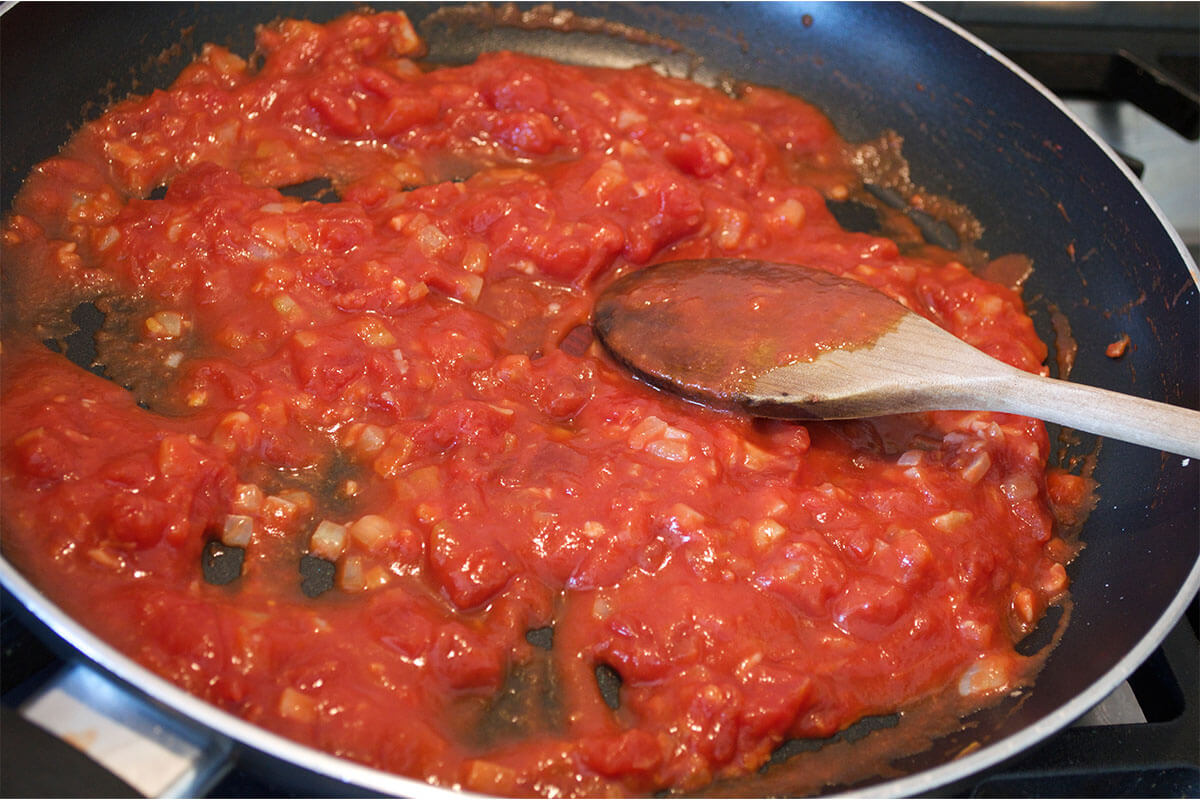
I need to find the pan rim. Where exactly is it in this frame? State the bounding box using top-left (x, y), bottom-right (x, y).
top-left (5, 550), bottom-right (1199, 797)
top-left (1, 1), bottom-right (1196, 796)
top-left (0, 557), bottom-right (472, 799)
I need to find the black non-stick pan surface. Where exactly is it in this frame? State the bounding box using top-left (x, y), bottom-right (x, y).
top-left (2, 2), bottom-right (1197, 797)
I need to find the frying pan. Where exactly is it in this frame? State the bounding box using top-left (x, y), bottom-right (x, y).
top-left (2, 2), bottom-right (1197, 796)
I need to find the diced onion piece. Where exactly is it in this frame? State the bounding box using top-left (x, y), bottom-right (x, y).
top-left (958, 654), bottom-right (1013, 698)
top-left (629, 416), bottom-right (667, 449)
top-left (932, 510), bottom-right (972, 532)
top-left (256, 139), bottom-right (290, 158)
top-left (415, 503), bottom-right (440, 525)
top-left (629, 415), bottom-right (690, 452)
top-left (893, 530), bottom-right (933, 575)
top-left (759, 491), bottom-right (789, 519)
top-left (309, 520), bottom-right (347, 560)
top-left (55, 241), bottom-right (82, 270)
top-left (88, 547), bottom-right (125, 570)
top-left (456, 271), bottom-right (484, 303)
top-left (1012, 587), bottom-right (1037, 625)
top-left (582, 159), bottom-right (629, 202)
top-left (277, 489), bottom-right (314, 514)
top-left (740, 440), bottom-right (773, 471)
top-left (345, 423), bottom-right (387, 457)
top-left (752, 519), bottom-right (786, 550)
top-left (272, 293), bottom-right (302, 318)
top-left (461, 240), bottom-right (490, 274)
top-left (406, 465), bottom-right (441, 494)
top-left (668, 503), bottom-right (705, 530)
top-left (1001, 473), bottom-right (1039, 502)
top-left (735, 651), bottom-right (764, 680)
top-left (222, 514), bottom-right (255, 547)
top-left (356, 318), bottom-right (396, 347)
top-left (960, 452), bottom-right (992, 484)
top-left (232, 483), bottom-right (264, 514)
top-left (105, 139), bottom-right (143, 168)
top-left (978, 295), bottom-right (1005, 316)
top-left (700, 131), bottom-right (733, 166)
top-left (349, 514), bottom-right (396, 550)
top-left (592, 592), bottom-right (613, 620)
top-left (250, 218), bottom-right (287, 253)
top-left (95, 225), bottom-right (121, 252)
top-left (373, 434), bottom-right (416, 479)
top-left (340, 555), bottom-right (366, 592)
top-left (1040, 562), bottom-right (1069, 595)
top-left (286, 220), bottom-right (313, 253)
top-left (262, 494), bottom-right (299, 525)
top-left (616, 108), bottom-right (647, 131)
top-left (278, 687), bottom-right (317, 722)
top-left (956, 618), bottom-right (992, 646)
top-left (144, 311), bottom-right (184, 339)
top-left (386, 57), bottom-right (421, 78)
top-left (645, 438), bottom-right (691, 463)
top-left (465, 759), bottom-right (519, 795)
top-left (417, 223), bottom-right (450, 257)
top-left (12, 427), bottom-right (46, 447)
top-left (581, 521), bottom-right (606, 539)
top-left (184, 388), bottom-right (208, 410)
top-left (773, 197), bottom-right (806, 228)
top-left (714, 206), bottom-right (748, 250)
top-left (617, 140), bottom-right (643, 158)
top-left (364, 565), bottom-right (390, 589)
top-left (391, 349), bottom-right (410, 375)
top-left (212, 411), bottom-right (255, 454)
top-left (211, 327), bottom-right (253, 358)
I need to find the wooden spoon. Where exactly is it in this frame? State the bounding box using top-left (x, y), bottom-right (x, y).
top-left (593, 259), bottom-right (1200, 458)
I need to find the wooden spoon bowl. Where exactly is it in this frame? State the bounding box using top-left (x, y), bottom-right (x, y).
top-left (594, 259), bottom-right (1200, 458)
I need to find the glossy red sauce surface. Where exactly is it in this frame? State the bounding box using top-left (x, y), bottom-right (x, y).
top-left (1, 12), bottom-right (1088, 796)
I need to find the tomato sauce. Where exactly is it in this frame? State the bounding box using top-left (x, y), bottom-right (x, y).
top-left (1, 12), bottom-right (1086, 796)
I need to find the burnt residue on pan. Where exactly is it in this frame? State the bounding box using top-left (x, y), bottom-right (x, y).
top-left (422, 2), bottom-right (689, 53)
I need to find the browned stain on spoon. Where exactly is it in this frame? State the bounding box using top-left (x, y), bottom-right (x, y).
top-left (593, 259), bottom-right (906, 406)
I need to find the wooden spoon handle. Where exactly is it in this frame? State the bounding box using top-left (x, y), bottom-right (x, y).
top-left (752, 313), bottom-right (1200, 458)
top-left (983, 371), bottom-right (1200, 459)
top-left (913, 315), bottom-right (1200, 458)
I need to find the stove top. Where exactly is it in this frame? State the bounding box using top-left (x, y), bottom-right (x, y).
top-left (927, 0), bottom-right (1200, 255)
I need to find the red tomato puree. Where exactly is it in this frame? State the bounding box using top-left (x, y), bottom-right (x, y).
top-left (1, 12), bottom-right (1089, 796)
